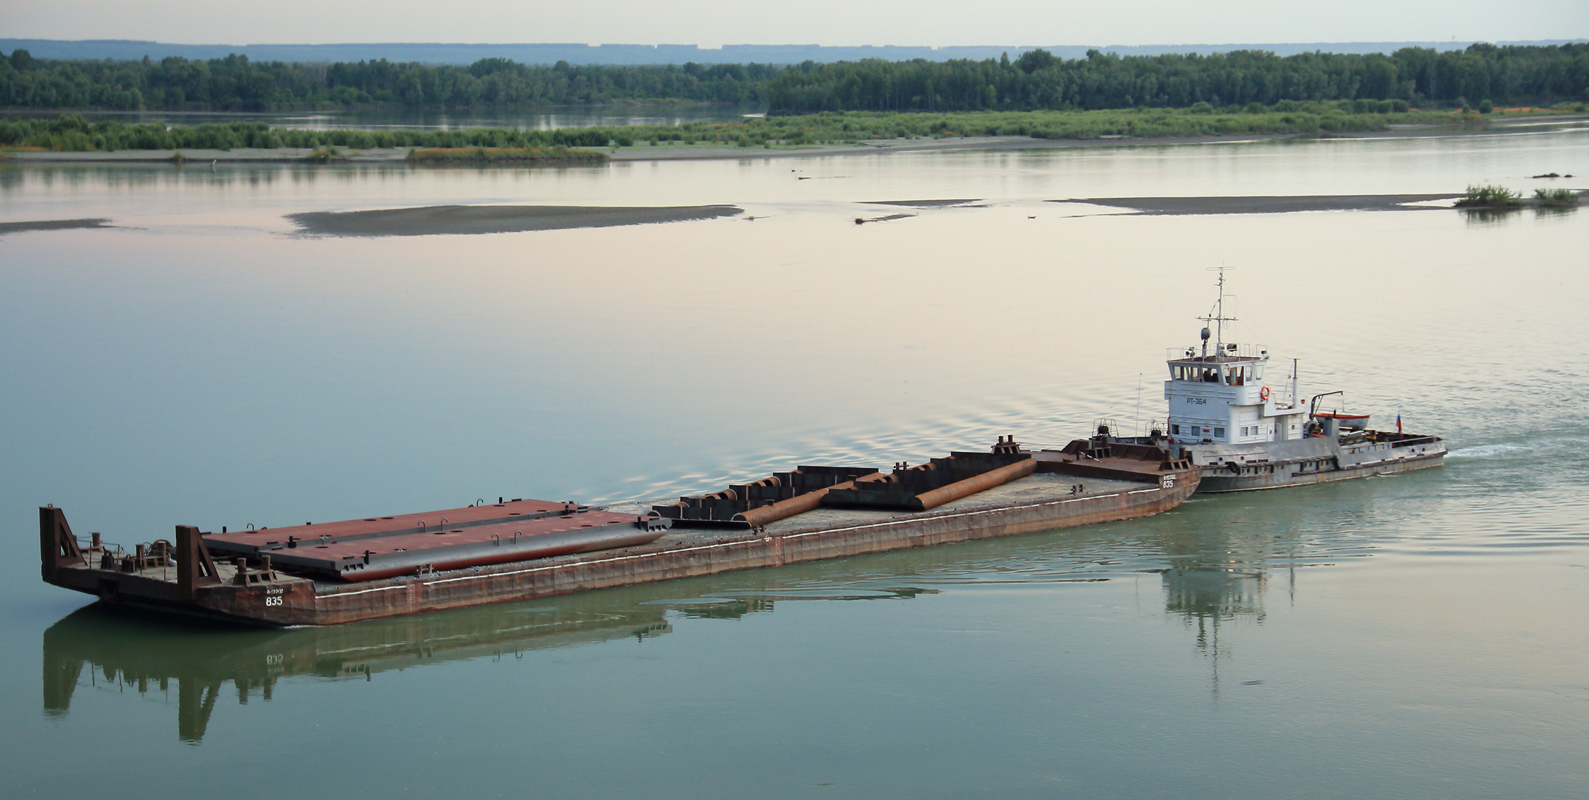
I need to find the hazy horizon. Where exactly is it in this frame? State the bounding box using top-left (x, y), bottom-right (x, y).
top-left (7, 37), bottom-right (1587, 48)
top-left (5, 37), bottom-right (1584, 70)
top-left (2, 0), bottom-right (1583, 49)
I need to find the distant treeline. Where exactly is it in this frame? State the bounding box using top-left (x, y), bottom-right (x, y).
top-left (766, 45), bottom-right (1589, 113)
top-left (0, 43), bottom-right (1584, 114)
top-left (0, 49), bottom-right (777, 110)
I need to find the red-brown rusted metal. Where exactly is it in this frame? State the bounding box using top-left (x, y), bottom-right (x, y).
top-left (175, 525), bottom-right (221, 601)
top-left (201, 498), bottom-right (567, 551)
top-left (912, 457), bottom-right (1038, 510)
top-left (733, 474), bottom-right (880, 527)
top-left (656, 466), bottom-right (878, 526)
top-left (245, 510), bottom-right (668, 581)
top-left (39, 505), bottom-right (83, 581)
top-left (38, 436), bottom-right (1203, 626)
top-left (825, 451), bottom-right (1035, 510)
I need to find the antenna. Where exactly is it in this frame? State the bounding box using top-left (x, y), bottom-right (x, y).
top-left (1291, 357), bottom-right (1299, 407)
top-left (1198, 266), bottom-right (1237, 353)
top-left (1133, 372), bottom-right (1143, 436)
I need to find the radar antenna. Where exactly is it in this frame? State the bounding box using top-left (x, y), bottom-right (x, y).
top-left (1198, 266), bottom-right (1237, 354)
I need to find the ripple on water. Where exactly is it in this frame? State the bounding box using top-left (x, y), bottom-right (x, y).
top-left (1448, 443), bottom-right (1529, 459)
top-left (1449, 435), bottom-right (1589, 461)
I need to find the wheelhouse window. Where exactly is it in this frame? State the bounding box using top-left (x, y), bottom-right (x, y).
top-left (1231, 365), bottom-right (1262, 385)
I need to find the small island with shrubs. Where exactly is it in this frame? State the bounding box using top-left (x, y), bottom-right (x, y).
top-left (1533, 187), bottom-right (1581, 207)
top-left (1455, 184), bottom-right (1582, 210)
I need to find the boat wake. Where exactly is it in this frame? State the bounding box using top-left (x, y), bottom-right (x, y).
top-left (1447, 443), bottom-right (1527, 459)
top-left (1448, 436), bottom-right (1589, 460)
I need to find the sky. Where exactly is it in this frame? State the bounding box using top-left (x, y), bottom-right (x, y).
top-left (1, 0), bottom-right (1584, 47)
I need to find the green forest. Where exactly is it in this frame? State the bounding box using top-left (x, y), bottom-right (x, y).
top-left (0, 43), bottom-right (1584, 114)
top-left (765, 45), bottom-right (1589, 112)
top-left (0, 50), bottom-right (778, 110)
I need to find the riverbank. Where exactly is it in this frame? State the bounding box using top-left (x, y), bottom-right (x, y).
top-left (6, 112), bottom-right (1584, 166)
top-left (0, 132), bottom-right (1396, 165)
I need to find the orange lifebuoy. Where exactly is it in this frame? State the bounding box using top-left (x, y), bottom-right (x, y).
top-left (1260, 386), bottom-right (1271, 400)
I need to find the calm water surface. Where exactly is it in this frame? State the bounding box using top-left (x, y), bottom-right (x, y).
top-left (3, 129), bottom-right (1587, 799)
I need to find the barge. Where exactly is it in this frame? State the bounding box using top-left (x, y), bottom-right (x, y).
top-left (40, 435), bottom-right (1198, 626)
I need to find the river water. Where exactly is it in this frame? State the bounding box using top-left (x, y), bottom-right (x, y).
top-left (3, 126), bottom-right (1588, 798)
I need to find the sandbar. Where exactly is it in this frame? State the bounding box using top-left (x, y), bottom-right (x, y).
top-left (0, 218), bottom-right (113, 235)
top-left (1061, 195), bottom-right (1462, 215)
top-left (290, 204), bottom-right (742, 236)
top-left (861, 199), bottom-right (982, 207)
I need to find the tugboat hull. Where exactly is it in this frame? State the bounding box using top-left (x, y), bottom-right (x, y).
top-left (1188, 432), bottom-right (1446, 493)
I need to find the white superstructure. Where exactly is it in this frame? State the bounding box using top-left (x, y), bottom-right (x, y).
top-left (1164, 340), bottom-right (1309, 452)
top-left (1145, 268), bottom-right (1445, 492)
top-left (1163, 270), bottom-right (1306, 454)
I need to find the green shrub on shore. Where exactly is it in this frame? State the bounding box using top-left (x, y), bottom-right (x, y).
top-left (1533, 187), bottom-right (1580, 207)
top-left (1456, 184), bottom-right (1523, 207)
top-left (0, 114), bottom-right (619, 152)
top-left (0, 103), bottom-right (1525, 156)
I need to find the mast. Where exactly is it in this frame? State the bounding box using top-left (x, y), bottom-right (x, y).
top-left (1197, 266), bottom-right (1236, 355)
top-left (1291, 358), bottom-right (1299, 408)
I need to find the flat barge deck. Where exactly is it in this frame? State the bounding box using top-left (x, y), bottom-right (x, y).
top-left (40, 438), bottom-right (1198, 626)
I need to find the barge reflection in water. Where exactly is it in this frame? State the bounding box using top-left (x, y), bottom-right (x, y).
top-left (43, 514), bottom-right (1288, 743)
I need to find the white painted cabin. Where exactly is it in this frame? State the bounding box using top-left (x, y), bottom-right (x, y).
top-left (1163, 340), bottom-right (1309, 456)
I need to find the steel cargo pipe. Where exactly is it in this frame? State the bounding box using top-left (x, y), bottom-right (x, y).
top-left (912, 458), bottom-right (1037, 511)
top-left (734, 473), bottom-right (882, 527)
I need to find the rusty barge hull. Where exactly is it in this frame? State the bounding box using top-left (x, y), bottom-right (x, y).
top-left (41, 457), bottom-right (1199, 627)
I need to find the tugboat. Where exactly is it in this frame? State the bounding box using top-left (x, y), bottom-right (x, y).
top-left (1123, 270), bottom-right (1445, 492)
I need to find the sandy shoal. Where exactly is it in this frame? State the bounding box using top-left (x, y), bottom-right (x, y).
top-left (290, 204), bottom-right (742, 236)
top-left (1060, 195), bottom-right (1463, 215)
top-left (0, 218), bottom-right (113, 235)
